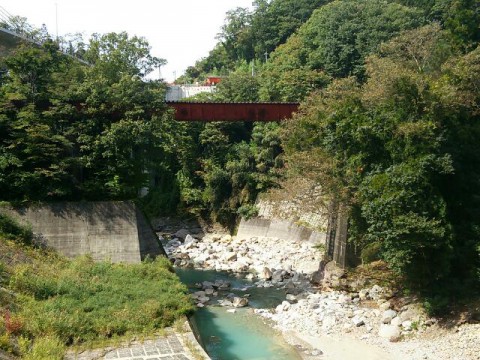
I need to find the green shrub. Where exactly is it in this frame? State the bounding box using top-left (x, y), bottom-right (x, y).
top-left (0, 333), bottom-right (14, 353)
top-left (423, 295), bottom-right (451, 316)
top-left (24, 336), bottom-right (65, 360)
top-left (237, 204), bottom-right (259, 220)
top-left (0, 213), bottom-right (33, 245)
top-left (361, 242), bottom-right (382, 264)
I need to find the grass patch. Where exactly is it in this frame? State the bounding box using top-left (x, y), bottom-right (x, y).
top-left (23, 336), bottom-right (65, 360)
top-left (10, 256), bottom-right (194, 345)
top-left (0, 236), bottom-right (194, 358)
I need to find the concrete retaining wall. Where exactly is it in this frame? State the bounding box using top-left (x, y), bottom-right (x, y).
top-left (236, 217), bottom-right (325, 244)
top-left (1, 201), bottom-right (163, 263)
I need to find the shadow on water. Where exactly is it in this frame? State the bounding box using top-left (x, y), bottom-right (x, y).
top-left (176, 268), bottom-right (302, 360)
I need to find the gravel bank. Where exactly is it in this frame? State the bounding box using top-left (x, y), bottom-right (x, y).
top-left (163, 227), bottom-right (480, 360)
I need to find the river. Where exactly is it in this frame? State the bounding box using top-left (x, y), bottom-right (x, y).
top-left (175, 268), bottom-right (303, 360)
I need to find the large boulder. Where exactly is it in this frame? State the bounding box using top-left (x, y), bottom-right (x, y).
top-left (174, 229), bottom-right (190, 240)
top-left (232, 261), bottom-right (248, 272)
top-left (378, 324), bottom-right (401, 341)
top-left (184, 234), bottom-right (196, 245)
top-left (272, 269), bottom-right (284, 282)
top-left (382, 309), bottom-right (398, 324)
top-left (223, 252), bottom-right (237, 262)
top-left (261, 267), bottom-right (273, 280)
top-left (323, 261), bottom-right (345, 287)
top-left (232, 297), bottom-right (249, 308)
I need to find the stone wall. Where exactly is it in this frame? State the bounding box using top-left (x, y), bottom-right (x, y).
top-left (1, 201), bottom-right (163, 263)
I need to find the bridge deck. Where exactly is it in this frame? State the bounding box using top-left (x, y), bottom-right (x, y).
top-left (166, 101), bottom-right (299, 122)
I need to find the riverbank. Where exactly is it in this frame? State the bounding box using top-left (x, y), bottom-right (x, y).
top-left (0, 230), bottom-right (195, 360)
top-left (161, 222), bottom-right (480, 360)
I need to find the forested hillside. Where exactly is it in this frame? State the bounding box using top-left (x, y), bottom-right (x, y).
top-left (178, 0), bottom-right (480, 308)
top-left (0, 0), bottom-right (479, 308)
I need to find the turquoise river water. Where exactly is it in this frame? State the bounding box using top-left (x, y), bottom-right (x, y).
top-left (175, 268), bottom-right (302, 360)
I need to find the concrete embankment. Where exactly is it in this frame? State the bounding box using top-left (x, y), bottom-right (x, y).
top-left (236, 216), bottom-right (325, 245)
top-left (1, 201), bottom-right (163, 263)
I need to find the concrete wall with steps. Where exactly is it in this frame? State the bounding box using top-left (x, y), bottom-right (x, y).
top-left (1, 201), bottom-right (163, 263)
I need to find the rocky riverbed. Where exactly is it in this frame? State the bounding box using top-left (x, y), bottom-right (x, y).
top-left (159, 223), bottom-right (480, 360)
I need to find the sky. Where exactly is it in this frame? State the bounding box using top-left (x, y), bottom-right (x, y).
top-left (0, 0), bottom-right (254, 82)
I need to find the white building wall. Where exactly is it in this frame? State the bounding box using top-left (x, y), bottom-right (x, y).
top-left (165, 85), bottom-right (216, 101)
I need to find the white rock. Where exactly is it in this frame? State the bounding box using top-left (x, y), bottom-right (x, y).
top-left (378, 324), bottom-right (401, 340)
top-left (223, 252), bottom-right (237, 262)
top-left (261, 267), bottom-right (273, 280)
top-left (192, 291), bottom-right (206, 298)
top-left (221, 234), bottom-right (232, 243)
top-left (276, 301), bottom-right (291, 313)
top-left (369, 285), bottom-right (384, 299)
top-left (352, 316), bottom-right (365, 327)
top-left (391, 316), bottom-right (402, 327)
top-left (232, 297), bottom-right (249, 308)
top-left (322, 315), bottom-right (337, 330)
top-left (359, 289), bottom-right (369, 300)
top-left (286, 294), bottom-right (297, 302)
top-left (227, 309), bottom-right (236, 313)
top-left (379, 301), bottom-right (392, 311)
top-left (382, 309), bottom-right (397, 324)
top-left (184, 234), bottom-right (196, 244)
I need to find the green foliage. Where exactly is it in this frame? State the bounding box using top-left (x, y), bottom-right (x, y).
top-left (423, 295), bottom-right (452, 316)
top-left (250, 0), bottom-right (328, 58)
top-left (23, 336), bottom-right (65, 360)
top-left (293, 0), bottom-right (425, 79)
top-left (0, 32), bottom-right (169, 202)
top-left (361, 242), bottom-right (382, 264)
top-left (8, 256), bottom-right (193, 345)
top-left (0, 213), bottom-right (32, 245)
top-left (236, 204), bottom-right (259, 219)
top-left (0, 333), bottom-right (15, 354)
top-left (215, 65), bottom-right (260, 102)
top-left (283, 24), bottom-right (479, 295)
top-left (187, 0), bottom-right (326, 81)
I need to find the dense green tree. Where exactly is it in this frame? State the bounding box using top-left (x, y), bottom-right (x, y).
top-left (301, 0), bottom-right (424, 78)
top-left (216, 7), bottom-right (254, 62)
top-left (282, 24), bottom-right (479, 299)
top-left (250, 0), bottom-right (327, 58)
top-left (0, 41), bottom-right (80, 200)
top-left (215, 65), bottom-right (260, 102)
top-left (0, 32), bottom-right (170, 201)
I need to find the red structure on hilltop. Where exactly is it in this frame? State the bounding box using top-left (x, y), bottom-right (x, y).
top-left (205, 76), bottom-right (222, 86)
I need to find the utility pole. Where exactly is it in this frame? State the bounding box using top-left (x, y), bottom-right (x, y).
top-left (251, 61), bottom-right (255, 77)
top-left (55, 3), bottom-right (58, 42)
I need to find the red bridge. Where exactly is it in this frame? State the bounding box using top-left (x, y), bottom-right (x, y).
top-left (166, 102), bottom-right (299, 122)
